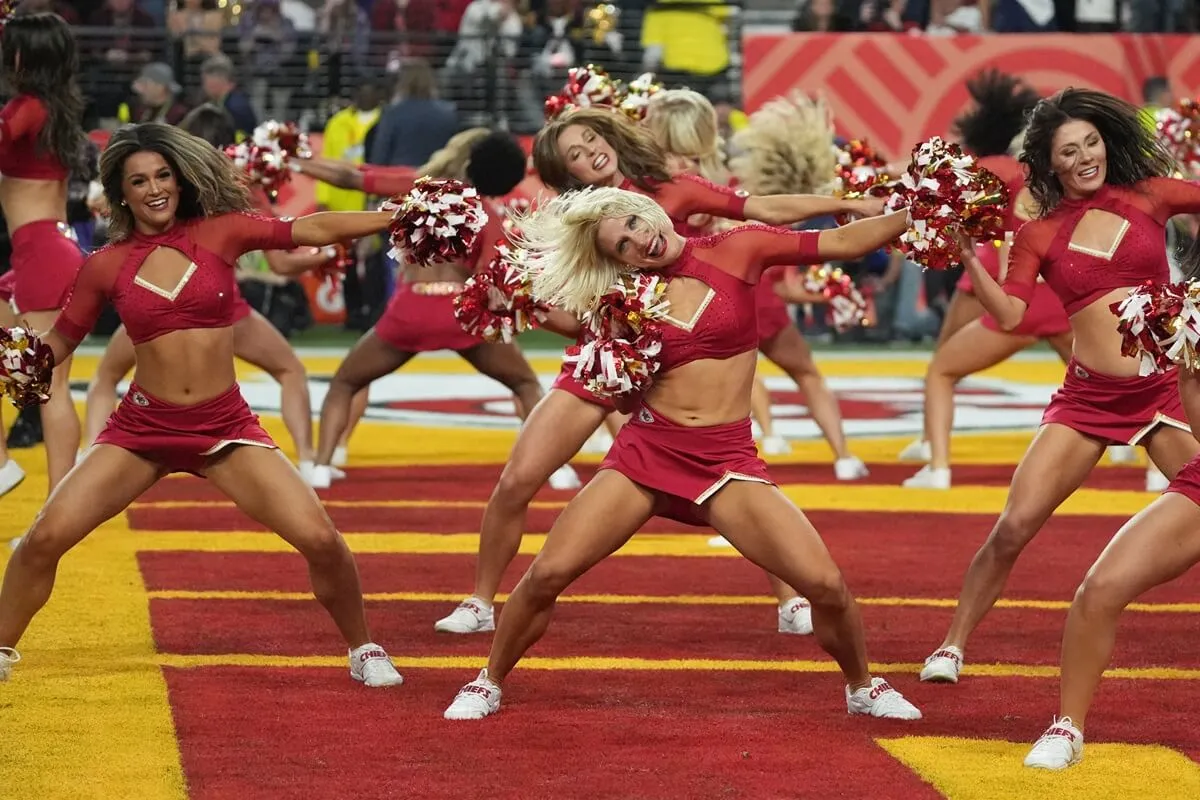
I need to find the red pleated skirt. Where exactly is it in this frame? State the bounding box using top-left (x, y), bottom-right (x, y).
top-left (600, 404), bottom-right (774, 526)
top-left (374, 280), bottom-right (482, 353)
top-left (10, 219), bottom-right (85, 313)
top-left (94, 381), bottom-right (276, 476)
top-left (1042, 359), bottom-right (1188, 446)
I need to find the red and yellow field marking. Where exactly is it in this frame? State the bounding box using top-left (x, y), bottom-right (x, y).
top-left (1, 352), bottom-right (1197, 799)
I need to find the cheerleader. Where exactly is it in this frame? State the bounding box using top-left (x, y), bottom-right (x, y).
top-left (919, 89), bottom-right (1200, 685)
top-left (443, 187), bottom-right (920, 720)
top-left (433, 108), bottom-right (878, 635)
top-left (0, 123), bottom-right (403, 686)
top-left (308, 129), bottom-right (563, 490)
top-left (81, 105), bottom-right (336, 484)
top-left (0, 13), bottom-right (88, 494)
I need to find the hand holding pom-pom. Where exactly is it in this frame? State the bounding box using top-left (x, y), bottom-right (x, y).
top-left (382, 176), bottom-right (488, 267)
top-left (0, 327), bottom-right (54, 409)
top-left (1111, 281), bottom-right (1200, 375)
top-left (883, 136), bottom-right (1009, 270)
top-left (802, 265), bottom-right (869, 332)
top-left (454, 246), bottom-right (549, 343)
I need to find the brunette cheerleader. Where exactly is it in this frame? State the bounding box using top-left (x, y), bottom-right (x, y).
top-left (920, 89), bottom-right (1200, 685)
top-left (434, 109), bottom-right (878, 635)
top-left (81, 105), bottom-right (336, 484)
top-left (0, 13), bottom-right (87, 494)
top-left (0, 123), bottom-right (403, 686)
top-left (443, 187), bottom-right (920, 720)
top-left (308, 129), bottom-right (565, 490)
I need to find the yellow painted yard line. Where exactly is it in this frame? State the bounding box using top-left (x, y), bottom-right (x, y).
top-left (131, 530), bottom-right (739, 556)
top-left (145, 589), bottom-right (1200, 615)
top-left (129, 485), bottom-right (1159, 517)
top-left (150, 653), bottom-right (1200, 681)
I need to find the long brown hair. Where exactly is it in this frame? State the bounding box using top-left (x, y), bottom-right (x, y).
top-left (533, 109), bottom-right (671, 193)
top-left (101, 123), bottom-right (252, 241)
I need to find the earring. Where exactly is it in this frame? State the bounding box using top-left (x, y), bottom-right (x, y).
top-left (120, 200), bottom-right (128, 206)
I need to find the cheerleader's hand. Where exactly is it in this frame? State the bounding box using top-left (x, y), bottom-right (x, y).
top-left (486, 285), bottom-right (509, 312)
top-left (951, 230), bottom-right (981, 265)
top-left (850, 196), bottom-right (887, 219)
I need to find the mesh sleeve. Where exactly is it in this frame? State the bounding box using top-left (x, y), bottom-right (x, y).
top-left (661, 174), bottom-right (748, 221)
top-left (53, 247), bottom-right (121, 343)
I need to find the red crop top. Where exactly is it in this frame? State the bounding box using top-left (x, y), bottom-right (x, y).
top-left (1004, 177), bottom-right (1200, 316)
top-left (54, 212), bottom-right (296, 346)
top-left (359, 164), bottom-right (417, 197)
top-left (656, 224), bottom-right (821, 373)
top-left (621, 174), bottom-right (749, 236)
top-left (0, 95), bottom-right (69, 181)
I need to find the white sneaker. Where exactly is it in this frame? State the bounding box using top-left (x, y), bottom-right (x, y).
top-left (1146, 465), bottom-right (1169, 493)
top-left (0, 647), bottom-right (20, 681)
top-left (778, 597), bottom-right (813, 635)
top-left (308, 464), bottom-right (332, 490)
top-left (898, 439), bottom-right (932, 462)
top-left (332, 445), bottom-right (349, 467)
top-left (761, 435), bottom-right (792, 456)
top-left (434, 597), bottom-right (495, 634)
top-left (919, 645), bottom-right (964, 683)
top-left (444, 668), bottom-right (502, 720)
top-left (548, 464), bottom-right (582, 490)
top-left (834, 456), bottom-right (869, 481)
top-left (707, 535), bottom-right (734, 548)
top-left (1024, 716), bottom-right (1084, 770)
top-left (846, 677), bottom-right (922, 720)
top-left (903, 465), bottom-right (951, 490)
top-left (1108, 445), bottom-right (1138, 465)
top-left (0, 459), bottom-right (24, 498)
top-left (581, 428), bottom-right (613, 455)
top-left (348, 642), bottom-right (403, 687)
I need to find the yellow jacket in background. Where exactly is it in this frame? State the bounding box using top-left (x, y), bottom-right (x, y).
top-left (316, 105), bottom-right (381, 211)
top-left (641, 0), bottom-right (731, 77)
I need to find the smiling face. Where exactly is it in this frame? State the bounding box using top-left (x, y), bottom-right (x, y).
top-left (555, 123), bottom-right (621, 187)
top-left (1049, 118), bottom-right (1106, 199)
top-left (595, 212), bottom-right (681, 269)
top-left (121, 150), bottom-right (180, 233)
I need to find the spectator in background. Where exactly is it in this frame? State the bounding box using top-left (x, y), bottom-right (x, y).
top-left (85, 0), bottom-right (159, 121)
top-left (641, 0), bottom-right (732, 98)
top-left (317, 82), bottom-right (383, 213)
top-left (445, 0), bottom-right (525, 122)
top-left (320, 0), bottom-right (373, 101)
top-left (167, 0), bottom-right (225, 93)
top-left (925, 0), bottom-right (985, 33)
top-left (14, 0), bottom-right (80, 23)
top-left (987, 0), bottom-right (1057, 30)
top-left (201, 54), bottom-right (258, 139)
top-left (792, 0), bottom-right (855, 31)
top-left (370, 58), bottom-right (460, 167)
top-left (1142, 75), bottom-right (1173, 118)
top-left (120, 62), bottom-right (192, 126)
top-left (238, 0), bottom-right (300, 121)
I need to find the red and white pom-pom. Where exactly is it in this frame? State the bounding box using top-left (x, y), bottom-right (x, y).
top-left (1156, 102), bottom-right (1200, 176)
top-left (802, 265), bottom-right (869, 332)
top-left (618, 73), bottom-right (663, 122)
top-left (0, 1), bottom-right (15, 30)
top-left (0, 326), bottom-right (53, 409)
top-left (564, 327), bottom-right (664, 397)
top-left (497, 196), bottom-right (532, 239)
top-left (883, 136), bottom-right (1009, 270)
top-left (832, 138), bottom-right (890, 197)
top-left (381, 176), bottom-right (488, 266)
top-left (1111, 281), bottom-right (1200, 375)
top-left (544, 64), bottom-right (619, 121)
top-left (253, 120), bottom-right (311, 159)
top-left (583, 272), bottom-right (672, 340)
top-left (224, 120), bottom-right (311, 198)
top-left (454, 246), bottom-right (548, 343)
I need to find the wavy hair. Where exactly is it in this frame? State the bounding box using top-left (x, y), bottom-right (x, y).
top-left (953, 70), bottom-right (1040, 158)
top-left (100, 123), bottom-right (252, 241)
top-left (1, 13), bottom-right (86, 173)
top-left (518, 186), bottom-right (672, 315)
top-left (728, 90), bottom-right (835, 196)
top-left (533, 108), bottom-right (672, 193)
top-left (644, 89), bottom-right (727, 182)
top-left (1020, 88), bottom-right (1176, 214)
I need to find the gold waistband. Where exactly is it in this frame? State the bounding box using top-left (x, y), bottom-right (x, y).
top-left (409, 281), bottom-right (465, 296)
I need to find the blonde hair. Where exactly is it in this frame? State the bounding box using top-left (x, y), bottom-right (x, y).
top-left (419, 127), bottom-right (491, 179)
top-left (728, 91), bottom-right (835, 196)
top-left (644, 89), bottom-right (727, 182)
top-left (518, 187), bottom-right (672, 316)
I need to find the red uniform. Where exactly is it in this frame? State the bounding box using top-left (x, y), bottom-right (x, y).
top-left (956, 155), bottom-right (1070, 339)
top-left (0, 270), bottom-right (14, 306)
top-left (0, 95), bottom-right (86, 313)
top-left (1004, 177), bottom-right (1200, 445)
top-left (600, 225), bottom-right (821, 525)
top-left (552, 174), bottom-right (751, 411)
top-left (373, 195), bottom-right (506, 353)
top-left (54, 212), bottom-right (296, 475)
